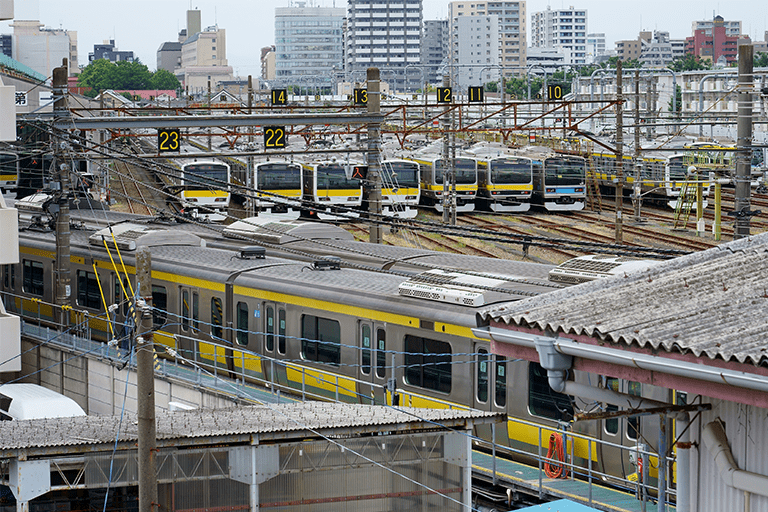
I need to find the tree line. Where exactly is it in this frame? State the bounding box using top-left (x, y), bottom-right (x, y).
top-left (76, 59), bottom-right (180, 98)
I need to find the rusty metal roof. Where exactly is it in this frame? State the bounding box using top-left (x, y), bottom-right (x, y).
top-left (0, 403), bottom-right (501, 453)
top-left (479, 231), bottom-right (768, 367)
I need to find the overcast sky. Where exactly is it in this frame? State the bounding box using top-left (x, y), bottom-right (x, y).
top-left (9, 0), bottom-right (768, 77)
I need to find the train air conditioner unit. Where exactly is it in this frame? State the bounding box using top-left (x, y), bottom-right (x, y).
top-left (88, 222), bottom-right (206, 251)
top-left (548, 254), bottom-right (660, 285)
top-left (398, 269), bottom-right (507, 307)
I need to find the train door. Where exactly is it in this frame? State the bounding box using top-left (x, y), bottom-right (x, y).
top-left (596, 377), bottom-right (645, 480)
top-left (358, 321), bottom-right (388, 405)
top-left (473, 344), bottom-right (509, 444)
top-left (262, 301), bottom-right (288, 386)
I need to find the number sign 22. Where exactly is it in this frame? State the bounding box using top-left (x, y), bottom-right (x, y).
top-left (158, 129), bottom-right (180, 153)
top-left (264, 127), bottom-right (286, 148)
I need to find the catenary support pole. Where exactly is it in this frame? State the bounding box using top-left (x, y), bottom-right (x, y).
top-left (734, 44), bottom-right (754, 239)
top-left (367, 67), bottom-right (383, 244)
top-left (53, 59), bottom-right (71, 328)
top-left (442, 73), bottom-right (451, 224)
top-left (615, 61), bottom-right (623, 243)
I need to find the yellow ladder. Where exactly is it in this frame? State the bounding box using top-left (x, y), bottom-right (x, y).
top-left (673, 174), bottom-right (696, 229)
top-left (586, 156), bottom-right (603, 213)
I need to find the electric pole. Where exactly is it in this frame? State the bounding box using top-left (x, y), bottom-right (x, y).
top-left (52, 59), bottom-right (71, 327)
top-left (734, 44), bottom-right (754, 239)
top-left (367, 67), bottom-right (383, 244)
top-left (614, 60), bottom-right (624, 244)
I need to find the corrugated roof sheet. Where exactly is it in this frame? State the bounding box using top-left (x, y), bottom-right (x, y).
top-left (0, 403), bottom-right (501, 451)
top-left (479, 232), bottom-right (768, 367)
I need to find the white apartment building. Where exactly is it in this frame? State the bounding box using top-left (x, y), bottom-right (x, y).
top-left (345, 0), bottom-right (423, 91)
top-left (448, 1), bottom-right (526, 77)
top-left (176, 25), bottom-right (234, 95)
top-left (586, 33), bottom-right (605, 64)
top-left (10, 20), bottom-right (78, 76)
top-left (692, 18), bottom-right (741, 38)
top-left (452, 15), bottom-right (500, 88)
top-left (531, 5), bottom-right (587, 65)
top-left (275, 4), bottom-right (345, 88)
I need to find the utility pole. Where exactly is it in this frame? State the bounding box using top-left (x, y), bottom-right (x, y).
top-left (734, 44), bottom-right (754, 239)
top-left (52, 59), bottom-right (71, 327)
top-left (367, 67), bottom-right (383, 244)
top-left (441, 73), bottom-right (451, 224)
top-left (207, 79), bottom-right (212, 151)
top-left (136, 246), bottom-right (158, 512)
top-left (614, 60), bottom-right (624, 244)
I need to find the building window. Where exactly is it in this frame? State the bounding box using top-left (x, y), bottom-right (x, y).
top-left (404, 335), bottom-right (452, 393)
top-left (301, 314), bottom-right (341, 365)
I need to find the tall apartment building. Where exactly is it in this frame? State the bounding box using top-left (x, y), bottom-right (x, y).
top-left (89, 40), bottom-right (133, 63)
top-left (275, 3), bottom-right (344, 87)
top-left (156, 42), bottom-right (181, 73)
top-left (448, 1), bottom-right (526, 77)
top-left (0, 34), bottom-right (11, 58)
top-left (10, 20), bottom-right (78, 76)
top-left (261, 45), bottom-right (276, 81)
top-left (692, 17), bottom-right (741, 38)
top-left (530, 5), bottom-right (587, 65)
top-left (452, 15), bottom-right (500, 88)
top-left (421, 19), bottom-right (449, 85)
top-left (346, 0), bottom-right (423, 91)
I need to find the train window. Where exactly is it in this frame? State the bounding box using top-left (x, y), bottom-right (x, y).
top-left (301, 314), bottom-right (341, 365)
top-left (265, 305), bottom-right (274, 351)
top-left (10, 265), bottom-right (14, 290)
top-left (152, 286), bottom-right (168, 327)
top-left (22, 260), bottom-right (44, 297)
top-left (605, 377), bottom-right (619, 435)
top-left (376, 329), bottom-right (386, 379)
top-left (192, 292), bottom-right (199, 330)
top-left (278, 308), bottom-right (286, 354)
top-left (404, 335), bottom-right (452, 394)
top-left (2, 265), bottom-right (7, 288)
top-left (361, 324), bottom-right (372, 375)
top-left (181, 290), bottom-right (190, 331)
top-left (236, 302), bottom-right (249, 346)
top-left (495, 357), bottom-right (507, 408)
top-left (528, 362), bottom-right (573, 421)
top-left (627, 381), bottom-right (642, 440)
top-left (76, 270), bottom-right (101, 310)
top-left (210, 297), bottom-right (223, 339)
top-left (477, 349), bottom-right (489, 403)
top-left (2, 265), bottom-right (12, 289)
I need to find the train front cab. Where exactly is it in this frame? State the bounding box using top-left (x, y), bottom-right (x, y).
top-left (477, 156), bottom-right (534, 213)
top-left (253, 161), bottom-right (303, 217)
top-left (301, 162), bottom-right (363, 221)
top-left (380, 160), bottom-right (420, 218)
top-left (412, 157), bottom-right (477, 213)
top-left (0, 152), bottom-right (18, 192)
top-left (532, 155), bottom-right (586, 211)
top-left (665, 154), bottom-right (711, 210)
top-left (179, 162), bottom-right (232, 222)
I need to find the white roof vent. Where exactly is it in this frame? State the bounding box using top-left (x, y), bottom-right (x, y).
top-left (398, 269), bottom-right (508, 307)
top-left (549, 255), bottom-right (660, 284)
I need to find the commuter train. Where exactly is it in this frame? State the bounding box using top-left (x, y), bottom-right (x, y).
top-left (378, 159), bottom-right (420, 218)
top-left (0, 152), bottom-right (18, 192)
top-left (300, 160), bottom-right (363, 221)
top-left (468, 144), bottom-right (534, 213)
top-left (177, 161), bottom-right (231, 222)
top-left (404, 155), bottom-right (478, 213)
top-left (252, 160), bottom-right (303, 217)
top-left (518, 146), bottom-right (586, 211)
top-left (1, 207), bottom-right (673, 492)
top-left (590, 151), bottom-right (711, 210)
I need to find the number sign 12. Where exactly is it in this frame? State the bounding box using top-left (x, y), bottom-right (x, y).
top-left (437, 87), bottom-right (452, 103)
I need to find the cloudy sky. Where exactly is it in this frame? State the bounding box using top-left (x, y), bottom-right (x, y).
top-left (9, 0), bottom-right (768, 77)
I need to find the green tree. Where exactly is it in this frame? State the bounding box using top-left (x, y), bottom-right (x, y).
top-left (755, 52), bottom-right (768, 68)
top-left (149, 68), bottom-right (181, 90)
top-left (606, 56), bottom-right (641, 69)
top-left (667, 84), bottom-right (682, 117)
top-left (668, 53), bottom-right (710, 72)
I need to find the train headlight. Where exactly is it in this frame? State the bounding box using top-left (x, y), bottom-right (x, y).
top-left (214, 197), bottom-right (227, 202)
top-left (186, 198), bottom-right (198, 203)
top-left (575, 187), bottom-right (584, 192)
top-left (546, 188), bottom-right (555, 193)
top-left (347, 196), bottom-right (358, 201)
top-left (319, 197), bottom-right (331, 201)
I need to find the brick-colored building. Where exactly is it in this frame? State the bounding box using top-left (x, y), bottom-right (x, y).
top-left (685, 15), bottom-right (739, 65)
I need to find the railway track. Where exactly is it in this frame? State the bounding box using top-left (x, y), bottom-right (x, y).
top-left (111, 160), bottom-right (153, 215)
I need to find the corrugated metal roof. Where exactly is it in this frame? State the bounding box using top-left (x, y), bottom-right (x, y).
top-left (479, 232), bottom-right (768, 367)
top-left (0, 403), bottom-right (501, 451)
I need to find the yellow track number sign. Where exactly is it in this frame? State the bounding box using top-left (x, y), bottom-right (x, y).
top-left (158, 129), bottom-right (180, 153)
top-left (548, 84), bottom-right (563, 101)
top-left (264, 127), bottom-right (286, 149)
top-left (271, 89), bottom-right (287, 106)
top-left (437, 87), bottom-right (452, 104)
top-left (468, 86), bottom-right (484, 103)
top-left (354, 88), bottom-right (368, 105)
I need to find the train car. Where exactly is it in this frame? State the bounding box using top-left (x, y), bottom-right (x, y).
top-left (522, 146), bottom-right (586, 211)
top-left (253, 160), bottom-right (303, 217)
top-left (1, 209), bottom-right (675, 492)
top-left (179, 161), bottom-right (231, 222)
top-left (0, 152), bottom-right (18, 192)
top-left (591, 151), bottom-right (711, 210)
top-left (300, 160), bottom-right (363, 221)
top-left (379, 159), bottom-right (420, 218)
top-left (405, 155), bottom-right (478, 213)
top-left (475, 154), bottom-right (534, 213)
